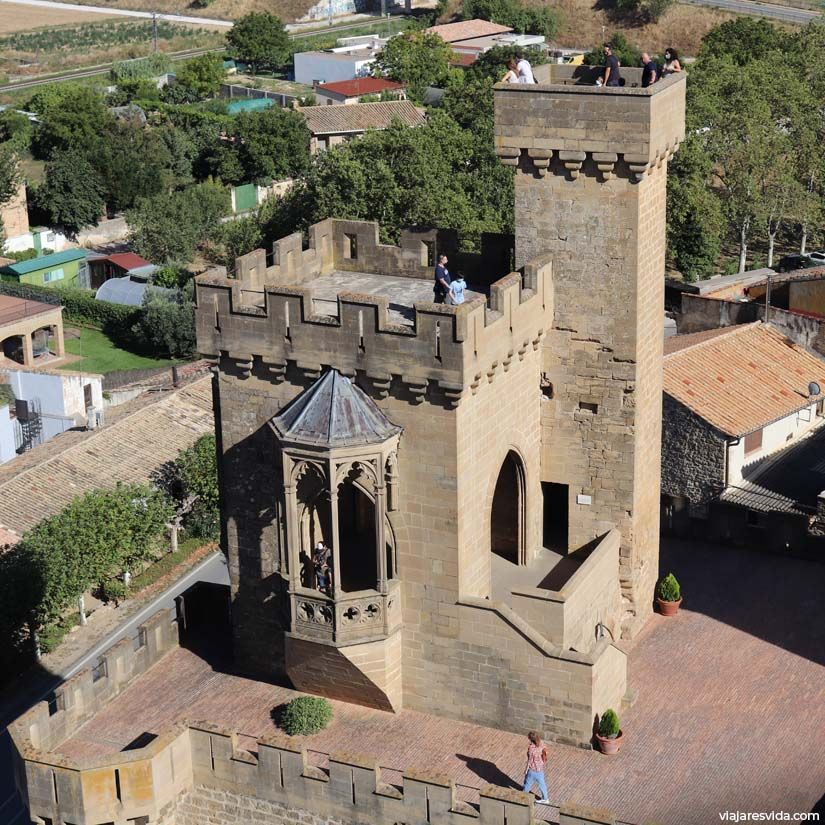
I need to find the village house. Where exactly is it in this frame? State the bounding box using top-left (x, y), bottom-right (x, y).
top-left (299, 99), bottom-right (425, 153)
top-left (0, 248), bottom-right (88, 289)
top-left (661, 322), bottom-right (825, 552)
top-left (314, 77), bottom-right (406, 105)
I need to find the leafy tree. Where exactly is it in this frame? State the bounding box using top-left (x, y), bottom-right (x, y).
top-left (127, 180), bottom-right (230, 262)
top-left (697, 18), bottom-right (790, 66)
top-left (36, 148), bottom-right (105, 235)
top-left (170, 434), bottom-right (219, 538)
top-left (131, 285), bottom-right (196, 359)
top-left (466, 44), bottom-right (546, 82)
top-left (19, 484), bottom-right (172, 629)
top-left (462, 0), bottom-right (558, 36)
top-left (95, 120), bottom-right (173, 211)
top-left (613, 0), bottom-right (672, 23)
top-left (106, 78), bottom-right (161, 107)
top-left (666, 135), bottom-right (724, 281)
top-left (207, 214), bottom-right (264, 273)
top-left (227, 12), bottom-right (291, 75)
top-left (0, 110), bottom-right (33, 152)
top-left (373, 31), bottom-right (455, 101)
top-left (156, 123), bottom-right (197, 184)
top-left (174, 52), bottom-right (226, 100)
top-left (0, 143), bottom-right (20, 209)
top-left (161, 82), bottom-right (201, 105)
top-left (230, 108), bottom-right (311, 183)
top-left (31, 84), bottom-right (111, 159)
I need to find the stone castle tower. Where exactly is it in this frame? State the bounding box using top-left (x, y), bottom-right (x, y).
top-left (496, 65), bottom-right (685, 635)
top-left (194, 65), bottom-right (685, 745)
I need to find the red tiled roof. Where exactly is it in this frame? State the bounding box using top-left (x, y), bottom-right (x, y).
top-left (664, 322), bottom-right (825, 437)
top-left (315, 77), bottom-right (403, 97)
top-left (425, 19), bottom-right (512, 43)
top-left (106, 252), bottom-right (152, 271)
top-left (663, 326), bottom-right (735, 356)
top-left (450, 51), bottom-right (478, 66)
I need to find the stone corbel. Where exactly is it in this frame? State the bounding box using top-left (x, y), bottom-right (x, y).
top-left (624, 155), bottom-right (651, 183)
top-left (470, 372), bottom-right (482, 395)
top-left (402, 376), bottom-right (428, 404)
top-left (486, 361), bottom-right (499, 383)
top-left (438, 380), bottom-right (463, 408)
top-left (502, 350), bottom-right (514, 372)
top-left (495, 146), bottom-right (521, 167)
top-left (517, 339), bottom-right (530, 361)
top-left (366, 370), bottom-right (392, 398)
top-left (592, 152), bottom-right (618, 182)
top-left (559, 150), bottom-right (586, 181)
top-left (527, 149), bottom-right (553, 178)
top-left (531, 329), bottom-right (545, 350)
top-left (295, 360), bottom-right (321, 380)
top-left (265, 360), bottom-right (287, 383)
top-left (225, 351), bottom-right (253, 379)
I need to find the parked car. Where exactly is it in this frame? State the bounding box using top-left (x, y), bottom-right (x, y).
top-left (776, 253), bottom-right (822, 273)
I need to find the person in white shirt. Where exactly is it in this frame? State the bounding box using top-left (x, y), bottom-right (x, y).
top-left (447, 274), bottom-right (467, 306)
top-left (501, 55), bottom-right (535, 84)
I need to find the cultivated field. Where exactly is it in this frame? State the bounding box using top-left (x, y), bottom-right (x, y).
top-left (42, 0), bottom-right (318, 22)
top-left (0, 1), bottom-right (117, 33)
top-left (0, 18), bottom-right (225, 78)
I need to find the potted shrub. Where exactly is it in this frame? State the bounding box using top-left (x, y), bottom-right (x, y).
top-left (595, 708), bottom-right (623, 755)
top-left (656, 572), bottom-right (682, 616)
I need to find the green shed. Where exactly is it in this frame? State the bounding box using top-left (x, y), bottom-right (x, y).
top-left (0, 248), bottom-right (88, 288)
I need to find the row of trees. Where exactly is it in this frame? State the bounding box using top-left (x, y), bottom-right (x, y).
top-left (0, 434), bottom-right (218, 676)
top-left (668, 19), bottom-right (825, 279)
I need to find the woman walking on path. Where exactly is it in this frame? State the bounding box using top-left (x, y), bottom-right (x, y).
top-left (522, 731), bottom-right (550, 804)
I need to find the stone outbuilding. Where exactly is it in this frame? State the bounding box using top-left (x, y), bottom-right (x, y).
top-left (0, 294), bottom-right (64, 367)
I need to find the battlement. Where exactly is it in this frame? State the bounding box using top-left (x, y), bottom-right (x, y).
top-left (494, 66), bottom-right (686, 181)
top-left (11, 609), bottom-right (620, 825)
top-left (196, 221), bottom-right (553, 406)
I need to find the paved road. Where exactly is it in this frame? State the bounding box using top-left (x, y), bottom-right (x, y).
top-left (0, 550), bottom-right (229, 825)
top-left (682, 0), bottom-right (820, 23)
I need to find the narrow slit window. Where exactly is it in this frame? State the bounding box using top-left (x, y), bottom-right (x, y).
top-left (344, 233), bottom-right (358, 260)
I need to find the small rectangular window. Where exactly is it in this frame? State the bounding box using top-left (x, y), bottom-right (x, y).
top-left (47, 692), bottom-right (64, 716)
top-left (43, 268), bottom-right (65, 284)
top-left (132, 627), bottom-right (147, 651)
top-left (344, 233), bottom-right (358, 260)
top-left (744, 429), bottom-right (763, 455)
top-left (91, 659), bottom-right (107, 683)
top-left (579, 401), bottom-right (598, 414)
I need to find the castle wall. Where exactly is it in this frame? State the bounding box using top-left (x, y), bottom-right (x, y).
top-left (495, 71), bottom-right (686, 637)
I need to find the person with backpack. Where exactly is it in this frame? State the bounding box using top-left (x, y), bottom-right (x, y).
top-left (522, 731), bottom-right (550, 804)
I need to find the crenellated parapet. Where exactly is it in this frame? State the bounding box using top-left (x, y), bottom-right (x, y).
top-left (196, 242), bottom-right (553, 408)
top-left (494, 65), bottom-right (685, 183)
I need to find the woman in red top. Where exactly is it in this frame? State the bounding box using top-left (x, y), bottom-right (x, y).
top-left (522, 731), bottom-right (549, 804)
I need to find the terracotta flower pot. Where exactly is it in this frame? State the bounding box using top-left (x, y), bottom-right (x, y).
top-left (595, 730), bottom-right (624, 755)
top-left (657, 597), bottom-right (682, 616)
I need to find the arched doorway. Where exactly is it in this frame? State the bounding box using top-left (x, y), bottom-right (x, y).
top-left (491, 451), bottom-right (526, 565)
top-left (338, 480), bottom-right (377, 592)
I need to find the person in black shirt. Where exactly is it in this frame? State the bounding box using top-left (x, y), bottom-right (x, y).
top-left (641, 52), bottom-right (658, 87)
top-left (433, 253), bottom-right (451, 304)
top-left (601, 43), bottom-right (622, 88)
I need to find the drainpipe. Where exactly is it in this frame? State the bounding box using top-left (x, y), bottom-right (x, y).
top-left (724, 437), bottom-right (741, 488)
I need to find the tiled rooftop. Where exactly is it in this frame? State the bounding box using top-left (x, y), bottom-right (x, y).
top-left (0, 375), bottom-right (212, 535)
top-left (425, 19), bottom-right (512, 43)
top-left (315, 77), bottom-right (403, 97)
top-left (53, 537), bottom-right (825, 824)
top-left (0, 294), bottom-right (60, 327)
top-left (663, 322), bottom-right (825, 437)
top-left (299, 100), bottom-right (425, 135)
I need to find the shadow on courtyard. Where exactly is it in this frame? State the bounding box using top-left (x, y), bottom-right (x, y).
top-left (659, 535), bottom-right (825, 667)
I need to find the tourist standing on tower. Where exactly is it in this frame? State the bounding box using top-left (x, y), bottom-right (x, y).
top-left (433, 254), bottom-right (451, 304)
top-left (600, 43), bottom-right (622, 88)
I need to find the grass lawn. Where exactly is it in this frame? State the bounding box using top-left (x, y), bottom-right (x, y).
top-left (57, 327), bottom-right (179, 374)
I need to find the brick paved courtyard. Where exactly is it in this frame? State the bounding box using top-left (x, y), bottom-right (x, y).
top-left (56, 538), bottom-right (825, 824)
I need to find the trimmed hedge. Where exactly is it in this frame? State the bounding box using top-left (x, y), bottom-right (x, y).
top-left (0, 281), bottom-right (140, 335)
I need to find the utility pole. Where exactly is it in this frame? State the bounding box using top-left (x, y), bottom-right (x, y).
top-left (765, 271), bottom-right (772, 324)
top-left (152, 11), bottom-right (159, 53)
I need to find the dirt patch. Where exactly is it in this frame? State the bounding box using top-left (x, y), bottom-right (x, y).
top-left (0, 3), bottom-right (119, 33)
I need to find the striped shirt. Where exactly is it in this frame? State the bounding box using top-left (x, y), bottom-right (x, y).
top-left (526, 742), bottom-right (545, 771)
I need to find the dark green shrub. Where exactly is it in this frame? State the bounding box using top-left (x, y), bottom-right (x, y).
top-left (598, 708), bottom-right (620, 738)
top-left (279, 696), bottom-right (333, 735)
top-left (657, 572), bottom-right (681, 602)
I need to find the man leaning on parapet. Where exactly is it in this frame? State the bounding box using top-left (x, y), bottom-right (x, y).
top-left (598, 43), bottom-right (623, 88)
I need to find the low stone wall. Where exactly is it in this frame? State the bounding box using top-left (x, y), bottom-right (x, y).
top-left (12, 607), bottom-right (627, 825)
top-left (510, 529), bottom-right (622, 653)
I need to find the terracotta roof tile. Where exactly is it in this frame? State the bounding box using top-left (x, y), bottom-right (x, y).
top-left (425, 19), bottom-right (512, 43)
top-left (315, 77), bottom-right (403, 97)
top-left (664, 323), bottom-right (825, 437)
top-left (300, 100), bottom-right (424, 135)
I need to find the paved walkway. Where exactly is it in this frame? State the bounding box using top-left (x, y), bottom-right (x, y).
top-left (54, 538), bottom-right (825, 824)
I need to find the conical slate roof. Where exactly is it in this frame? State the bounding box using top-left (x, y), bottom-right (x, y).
top-left (270, 369), bottom-right (401, 448)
